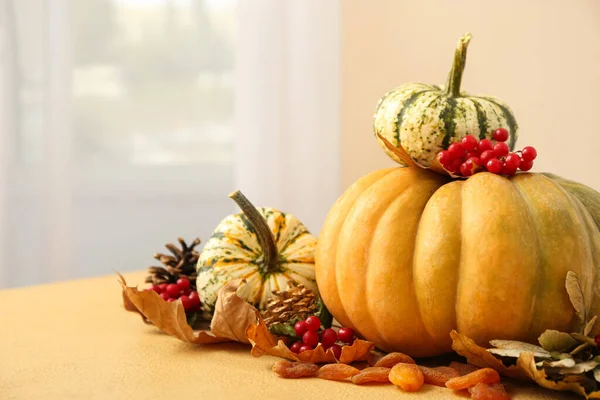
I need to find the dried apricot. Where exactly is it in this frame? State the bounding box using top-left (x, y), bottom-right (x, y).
top-left (373, 352), bottom-right (415, 368)
top-left (418, 365), bottom-right (460, 387)
top-left (351, 367), bottom-right (391, 385)
top-left (445, 368), bottom-right (501, 390)
top-left (389, 363), bottom-right (424, 392)
top-left (449, 361), bottom-right (479, 376)
top-left (272, 360), bottom-right (319, 378)
top-left (469, 383), bottom-right (511, 400)
top-left (317, 363), bottom-right (360, 381)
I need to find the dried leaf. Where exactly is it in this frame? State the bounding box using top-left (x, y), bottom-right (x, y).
top-left (517, 352), bottom-right (588, 398)
top-left (586, 316), bottom-right (599, 337)
top-left (566, 271), bottom-right (586, 325)
top-left (487, 348), bottom-right (552, 359)
top-left (210, 279), bottom-right (259, 344)
top-left (572, 332), bottom-right (598, 347)
top-left (450, 330), bottom-right (530, 381)
top-left (121, 287), bottom-right (153, 325)
top-left (246, 317), bottom-right (375, 364)
top-left (489, 339), bottom-right (549, 354)
top-left (571, 342), bottom-right (592, 356)
top-left (376, 134), bottom-right (460, 178)
top-left (539, 330), bottom-right (579, 353)
top-left (559, 361), bottom-right (599, 375)
top-left (536, 358), bottom-right (576, 369)
top-left (119, 272), bottom-right (250, 344)
top-left (594, 368), bottom-right (600, 383)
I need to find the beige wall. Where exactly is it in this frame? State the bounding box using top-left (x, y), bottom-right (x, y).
top-left (341, 0), bottom-right (600, 190)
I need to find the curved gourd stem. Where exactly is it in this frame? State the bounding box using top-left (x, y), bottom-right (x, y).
top-left (445, 33), bottom-right (472, 97)
top-left (229, 190), bottom-right (280, 275)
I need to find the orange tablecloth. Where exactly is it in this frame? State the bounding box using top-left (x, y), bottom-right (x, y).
top-left (0, 272), bottom-right (577, 400)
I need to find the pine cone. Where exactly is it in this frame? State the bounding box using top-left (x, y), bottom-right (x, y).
top-left (262, 282), bottom-right (317, 327)
top-left (144, 237), bottom-right (201, 290)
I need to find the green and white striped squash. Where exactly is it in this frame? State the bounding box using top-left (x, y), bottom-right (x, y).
top-left (196, 191), bottom-right (318, 318)
top-left (373, 34), bottom-right (519, 167)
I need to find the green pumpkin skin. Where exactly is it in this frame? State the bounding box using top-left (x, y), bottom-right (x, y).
top-left (373, 34), bottom-right (518, 167)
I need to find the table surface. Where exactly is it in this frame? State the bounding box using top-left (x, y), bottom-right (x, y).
top-left (0, 271), bottom-right (579, 400)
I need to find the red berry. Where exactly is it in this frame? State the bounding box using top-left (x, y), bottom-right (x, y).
top-left (151, 284), bottom-right (162, 293)
top-left (290, 341), bottom-right (302, 354)
top-left (477, 139), bottom-right (494, 153)
top-left (465, 151), bottom-right (480, 160)
top-left (504, 153), bottom-right (521, 170)
top-left (166, 283), bottom-right (181, 298)
top-left (294, 320), bottom-right (308, 337)
top-left (493, 142), bottom-right (509, 158)
top-left (480, 150), bottom-right (495, 166)
top-left (486, 158), bottom-right (503, 174)
top-left (467, 156), bottom-right (481, 168)
top-left (177, 277), bottom-right (190, 289)
top-left (447, 158), bottom-right (461, 174)
top-left (460, 162), bottom-right (473, 177)
top-left (448, 143), bottom-right (465, 159)
top-left (493, 128), bottom-right (509, 142)
top-left (160, 292), bottom-right (171, 301)
top-left (329, 344), bottom-right (342, 359)
top-left (182, 288), bottom-right (192, 296)
top-left (180, 295), bottom-right (193, 310)
top-left (189, 291), bottom-right (201, 306)
top-left (320, 329), bottom-right (338, 347)
top-left (302, 330), bottom-right (319, 347)
top-left (167, 298), bottom-right (176, 302)
top-left (299, 344), bottom-right (313, 353)
top-left (158, 283), bottom-right (169, 293)
top-left (595, 334), bottom-right (600, 347)
top-left (338, 327), bottom-right (354, 344)
top-left (437, 150), bottom-right (453, 167)
top-left (305, 316), bottom-right (321, 332)
top-left (519, 159), bottom-right (534, 171)
top-left (502, 164), bottom-right (517, 176)
top-left (461, 135), bottom-right (478, 151)
top-left (522, 146), bottom-right (537, 162)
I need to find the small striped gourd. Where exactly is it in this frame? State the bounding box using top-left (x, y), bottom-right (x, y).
top-left (373, 34), bottom-right (518, 167)
top-left (196, 191), bottom-right (318, 317)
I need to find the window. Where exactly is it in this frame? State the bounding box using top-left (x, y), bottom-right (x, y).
top-left (3, 0), bottom-right (238, 287)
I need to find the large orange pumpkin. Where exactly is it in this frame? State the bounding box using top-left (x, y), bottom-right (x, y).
top-left (315, 167), bottom-right (600, 357)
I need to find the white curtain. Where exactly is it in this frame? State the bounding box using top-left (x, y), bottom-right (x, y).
top-left (0, 0), bottom-right (340, 289)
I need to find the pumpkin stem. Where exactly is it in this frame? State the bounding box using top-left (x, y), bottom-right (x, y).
top-left (445, 33), bottom-right (472, 97)
top-left (229, 190), bottom-right (280, 276)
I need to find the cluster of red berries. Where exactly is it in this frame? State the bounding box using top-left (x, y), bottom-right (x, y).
top-left (289, 315), bottom-right (355, 359)
top-left (148, 278), bottom-right (201, 311)
top-left (437, 128), bottom-right (538, 177)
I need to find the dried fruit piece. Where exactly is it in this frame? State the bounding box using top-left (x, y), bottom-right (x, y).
top-left (389, 363), bottom-right (425, 392)
top-left (449, 361), bottom-right (479, 376)
top-left (419, 365), bottom-right (460, 387)
top-left (272, 360), bottom-right (319, 378)
top-left (446, 368), bottom-right (501, 390)
top-left (351, 367), bottom-right (391, 385)
top-left (374, 352), bottom-right (416, 368)
top-left (317, 363), bottom-right (360, 381)
top-left (469, 383), bottom-right (511, 400)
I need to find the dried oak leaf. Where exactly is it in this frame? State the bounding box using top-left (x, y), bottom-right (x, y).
top-left (119, 273), bottom-right (257, 344)
top-left (210, 279), bottom-right (259, 343)
top-left (450, 330), bottom-right (530, 381)
top-left (586, 316), bottom-right (599, 337)
top-left (516, 352), bottom-right (599, 398)
top-left (566, 271), bottom-right (586, 325)
top-left (246, 317), bottom-right (375, 364)
top-left (121, 287), bottom-right (153, 325)
top-left (538, 329), bottom-right (579, 353)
